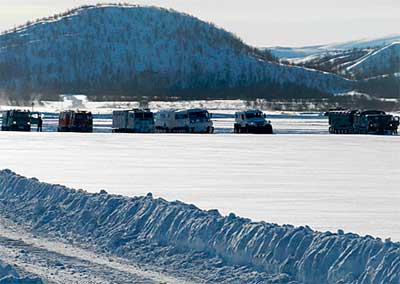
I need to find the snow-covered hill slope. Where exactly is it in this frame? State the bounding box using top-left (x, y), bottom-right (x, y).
top-left (284, 40), bottom-right (399, 98)
top-left (0, 4), bottom-right (351, 100)
top-left (347, 42), bottom-right (400, 77)
top-left (0, 260), bottom-right (18, 279)
top-left (268, 34), bottom-right (400, 59)
top-left (0, 259), bottom-right (43, 284)
top-left (1, 170), bottom-right (399, 284)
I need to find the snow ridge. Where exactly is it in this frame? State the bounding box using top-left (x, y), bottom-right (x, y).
top-left (0, 170), bottom-right (399, 284)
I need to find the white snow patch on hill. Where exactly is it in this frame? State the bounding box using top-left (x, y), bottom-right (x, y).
top-left (346, 42), bottom-right (400, 75)
top-left (0, 170), bottom-right (399, 284)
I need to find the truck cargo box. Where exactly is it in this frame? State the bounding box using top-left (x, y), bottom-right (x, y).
top-left (112, 109), bottom-right (155, 133)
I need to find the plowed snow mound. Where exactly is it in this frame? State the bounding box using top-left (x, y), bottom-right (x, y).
top-left (0, 169), bottom-right (399, 284)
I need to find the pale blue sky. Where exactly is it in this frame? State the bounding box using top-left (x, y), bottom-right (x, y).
top-left (0, 0), bottom-right (399, 47)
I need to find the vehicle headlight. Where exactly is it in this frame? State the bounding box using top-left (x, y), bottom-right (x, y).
top-left (12, 121), bottom-right (16, 125)
top-left (27, 122), bottom-right (31, 125)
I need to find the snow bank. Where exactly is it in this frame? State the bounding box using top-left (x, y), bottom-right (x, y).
top-left (0, 170), bottom-right (399, 284)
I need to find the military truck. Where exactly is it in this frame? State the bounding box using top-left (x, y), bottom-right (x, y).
top-left (234, 109), bottom-right (273, 134)
top-left (1, 110), bottom-right (31, 131)
top-left (155, 109), bottom-right (214, 133)
top-left (112, 109), bottom-right (155, 133)
top-left (58, 110), bottom-right (93, 132)
top-left (353, 110), bottom-right (399, 135)
top-left (327, 109), bottom-right (399, 135)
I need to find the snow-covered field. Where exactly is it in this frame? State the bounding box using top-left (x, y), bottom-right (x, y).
top-left (0, 132), bottom-right (398, 242)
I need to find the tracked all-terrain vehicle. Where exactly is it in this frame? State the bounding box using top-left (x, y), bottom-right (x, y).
top-left (112, 109), bottom-right (155, 133)
top-left (58, 110), bottom-right (93, 132)
top-left (1, 110), bottom-right (31, 131)
top-left (234, 110), bottom-right (273, 134)
top-left (327, 109), bottom-right (399, 135)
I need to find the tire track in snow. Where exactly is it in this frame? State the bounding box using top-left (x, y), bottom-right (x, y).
top-left (0, 222), bottom-right (196, 284)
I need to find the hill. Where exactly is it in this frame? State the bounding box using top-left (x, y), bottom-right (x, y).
top-left (289, 42), bottom-right (399, 98)
top-left (267, 34), bottom-right (400, 60)
top-left (346, 42), bottom-right (400, 78)
top-left (0, 4), bottom-right (352, 101)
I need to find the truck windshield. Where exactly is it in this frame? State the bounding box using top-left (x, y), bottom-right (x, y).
top-left (14, 112), bottom-right (30, 119)
top-left (189, 111), bottom-right (209, 122)
top-left (368, 115), bottom-right (391, 123)
top-left (75, 113), bottom-right (92, 121)
top-left (135, 112), bottom-right (154, 120)
top-left (246, 112), bottom-right (263, 119)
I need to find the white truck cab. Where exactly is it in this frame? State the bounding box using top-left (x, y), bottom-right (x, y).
top-left (155, 108), bottom-right (214, 133)
top-left (112, 109), bottom-right (155, 133)
top-left (234, 109), bottom-right (273, 134)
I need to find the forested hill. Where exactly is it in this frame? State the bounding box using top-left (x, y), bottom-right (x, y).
top-left (0, 4), bottom-right (352, 101)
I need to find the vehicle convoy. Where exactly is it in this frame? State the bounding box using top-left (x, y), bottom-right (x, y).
top-left (327, 109), bottom-right (399, 135)
top-left (58, 110), bottom-right (93, 132)
top-left (112, 109), bottom-right (155, 133)
top-left (234, 109), bottom-right (273, 134)
top-left (155, 109), bottom-right (214, 133)
top-left (1, 110), bottom-right (31, 131)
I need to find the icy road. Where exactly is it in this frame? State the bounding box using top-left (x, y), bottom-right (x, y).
top-left (0, 133), bottom-right (399, 241)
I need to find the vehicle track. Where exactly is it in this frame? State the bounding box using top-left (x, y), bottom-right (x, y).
top-left (0, 222), bottom-right (194, 284)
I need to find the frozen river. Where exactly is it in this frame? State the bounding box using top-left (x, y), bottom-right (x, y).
top-left (0, 132), bottom-right (399, 241)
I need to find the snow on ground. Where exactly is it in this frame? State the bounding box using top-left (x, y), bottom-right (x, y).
top-left (0, 133), bottom-right (398, 242)
top-left (0, 99), bottom-right (323, 114)
top-left (0, 170), bottom-right (399, 284)
top-left (0, 219), bottom-right (190, 284)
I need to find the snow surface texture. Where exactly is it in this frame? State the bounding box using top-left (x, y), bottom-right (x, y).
top-left (0, 4), bottom-right (351, 95)
top-left (0, 133), bottom-right (399, 242)
top-left (0, 260), bottom-right (43, 284)
top-left (0, 170), bottom-right (399, 284)
top-left (0, 221), bottom-right (191, 284)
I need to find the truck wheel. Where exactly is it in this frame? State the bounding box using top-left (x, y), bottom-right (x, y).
top-left (265, 125), bottom-right (273, 134)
